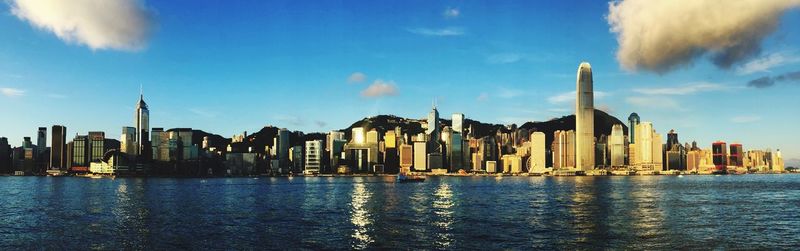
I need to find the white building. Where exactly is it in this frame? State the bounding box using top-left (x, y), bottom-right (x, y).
top-left (530, 132), bottom-right (547, 173)
top-left (413, 141), bottom-right (427, 171)
top-left (609, 124), bottom-right (625, 167)
top-left (304, 140), bottom-right (322, 174)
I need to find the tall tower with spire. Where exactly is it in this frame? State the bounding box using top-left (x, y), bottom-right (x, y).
top-left (135, 86), bottom-right (150, 156)
top-left (426, 99), bottom-right (441, 151)
top-left (575, 62), bottom-right (595, 171)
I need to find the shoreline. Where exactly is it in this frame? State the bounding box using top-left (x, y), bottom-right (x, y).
top-left (2, 171), bottom-right (796, 179)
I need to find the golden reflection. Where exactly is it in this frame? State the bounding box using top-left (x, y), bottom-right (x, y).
top-left (569, 177), bottom-right (597, 242)
top-left (433, 183), bottom-right (454, 248)
top-left (351, 182), bottom-right (373, 249)
top-left (630, 177), bottom-right (666, 239)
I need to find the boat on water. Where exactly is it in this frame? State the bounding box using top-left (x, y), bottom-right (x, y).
top-left (397, 173), bottom-right (425, 182)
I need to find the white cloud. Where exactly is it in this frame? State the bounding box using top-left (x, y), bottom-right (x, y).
top-left (625, 96), bottom-right (680, 110)
top-left (443, 7), bottom-right (460, 18)
top-left (406, 27), bottom-right (464, 36)
top-left (347, 72), bottom-right (367, 83)
top-left (10, 0), bottom-right (155, 51)
top-left (476, 92), bottom-right (489, 102)
top-left (487, 53), bottom-right (523, 64)
top-left (1, 88), bottom-right (25, 97)
top-left (548, 91), bottom-right (610, 104)
top-left (730, 115), bottom-right (762, 123)
top-left (608, 0), bottom-right (800, 73)
top-left (361, 79), bottom-right (398, 98)
top-left (736, 52), bottom-right (800, 75)
top-left (633, 82), bottom-right (726, 95)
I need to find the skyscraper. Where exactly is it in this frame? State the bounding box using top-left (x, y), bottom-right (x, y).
top-left (135, 91), bottom-right (149, 156)
top-left (609, 124), bottom-right (625, 167)
top-left (575, 62), bottom-right (594, 171)
top-left (628, 113), bottom-right (640, 144)
top-left (426, 103), bottom-right (440, 151)
top-left (88, 131), bottom-right (105, 162)
top-left (0, 137), bottom-right (10, 174)
top-left (451, 113), bottom-right (465, 134)
top-left (529, 132), bottom-right (546, 173)
top-left (36, 127), bottom-right (46, 154)
top-left (50, 125), bottom-right (67, 171)
top-left (304, 140), bottom-right (322, 174)
top-left (278, 128), bottom-right (290, 173)
top-left (121, 127), bottom-right (137, 156)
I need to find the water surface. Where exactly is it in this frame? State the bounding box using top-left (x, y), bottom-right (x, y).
top-left (0, 175), bottom-right (798, 249)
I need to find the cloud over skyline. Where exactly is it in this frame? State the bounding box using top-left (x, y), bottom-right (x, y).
top-left (361, 79), bottom-right (398, 98)
top-left (347, 72), bottom-right (367, 83)
top-left (633, 82), bottom-right (726, 95)
top-left (9, 0), bottom-right (155, 51)
top-left (608, 0), bottom-right (800, 73)
top-left (443, 7), bottom-right (460, 18)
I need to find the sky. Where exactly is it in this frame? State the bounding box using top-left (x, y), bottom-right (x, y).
top-left (1, 0), bottom-right (799, 162)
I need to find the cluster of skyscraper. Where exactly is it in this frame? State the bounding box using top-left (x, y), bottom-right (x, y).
top-left (0, 63), bottom-right (788, 176)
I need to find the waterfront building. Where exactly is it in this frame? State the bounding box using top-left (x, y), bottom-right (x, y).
top-left (399, 144), bottom-right (413, 173)
top-left (501, 154), bottom-right (522, 174)
top-left (426, 104), bottom-right (441, 152)
top-left (575, 62), bottom-right (595, 171)
top-left (595, 135), bottom-right (608, 168)
top-left (631, 122), bottom-right (662, 171)
top-left (384, 130), bottom-right (399, 173)
top-left (121, 127), bottom-right (137, 156)
top-left (329, 139), bottom-right (346, 174)
top-left (0, 137), bottom-right (10, 174)
top-left (686, 150), bottom-right (701, 172)
top-left (413, 141), bottom-right (427, 171)
top-left (88, 131), bottom-right (105, 162)
top-left (628, 113), bottom-right (640, 144)
top-left (277, 128), bottom-right (290, 174)
top-left (36, 127), bottom-right (46, 155)
top-left (552, 130), bottom-right (575, 170)
top-left (729, 144), bottom-right (744, 167)
top-left (712, 141), bottom-right (728, 173)
top-left (449, 132), bottom-right (464, 172)
top-left (609, 124), bottom-right (625, 168)
top-left (427, 153), bottom-right (443, 170)
top-left (529, 132), bottom-right (547, 173)
top-left (71, 135), bottom-right (89, 171)
top-left (50, 125), bottom-right (67, 171)
top-left (151, 128), bottom-right (164, 160)
top-left (304, 140), bottom-right (322, 174)
top-left (352, 127), bottom-right (365, 145)
top-left (327, 131), bottom-right (345, 151)
top-left (486, 161), bottom-right (497, 173)
top-left (135, 91), bottom-right (150, 157)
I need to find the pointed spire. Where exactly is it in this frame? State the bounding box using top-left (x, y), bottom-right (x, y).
top-left (139, 84), bottom-right (143, 100)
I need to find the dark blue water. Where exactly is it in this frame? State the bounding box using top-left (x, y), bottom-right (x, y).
top-left (1, 175), bottom-right (798, 250)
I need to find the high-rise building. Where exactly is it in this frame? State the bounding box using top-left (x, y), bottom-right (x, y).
top-left (399, 144), bottom-right (413, 173)
top-left (71, 135), bottom-right (89, 171)
top-left (575, 62), bottom-right (594, 171)
top-left (426, 104), bottom-right (441, 151)
top-left (0, 137), bottom-right (11, 174)
top-left (631, 122), bottom-right (662, 171)
top-left (121, 127), bottom-right (137, 156)
top-left (50, 125), bottom-right (67, 171)
top-left (327, 130), bottom-right (345, 151)
top-left (135, 91), bottom-right (150, 156)
top-left (729, 144), bottom-right (743, 167)
top-left (452, 113), bottom-right (465, 134)
top-left (628, 113), bottom-right (640, 144)
top-left (609, 124), bottom-right (625, 167)
top-left (552, 130), bottom-right (575, 170)
top-left (530, 132), bottom-right (546, 173)
top-left (413, 141), bottom-right (427, 171)
top-left (277, 128), bottom-right (290, 173)
top-left (304, 140), bottom-right (322, 174)
top-left (88, 131), bottom-right (105, 162)
top-left (449, 132), bottom-right (464, 172)
top-left (36, 127), bottom-right (46, 155)
top-left (712, 141), bottom-right (728, 173)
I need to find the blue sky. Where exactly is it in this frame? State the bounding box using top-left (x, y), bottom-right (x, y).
top-left (1, 1), bottom-right (799, 161)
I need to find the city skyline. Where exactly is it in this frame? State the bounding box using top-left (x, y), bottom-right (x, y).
top-left (1, 1), bottom-right (800, 162)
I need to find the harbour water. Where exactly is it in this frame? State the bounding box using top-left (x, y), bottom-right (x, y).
top-left (0, 175), bottom-right (798, 249)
